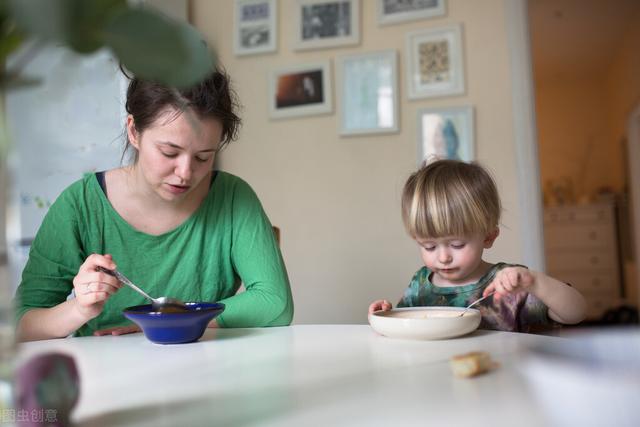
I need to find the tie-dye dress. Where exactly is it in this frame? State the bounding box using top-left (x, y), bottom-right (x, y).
top-left (397, 262), bottom-right (552, 333)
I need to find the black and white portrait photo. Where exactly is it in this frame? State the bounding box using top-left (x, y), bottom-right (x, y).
top-left (240, 25), bottom-right (270, 49)
top-left (301, 1), bottom-right (351, 40)
top-left (295, 0), bottom-right (360, 50)
top-left (234, 0), bottom-right (277, 56)
top-left (382, 0), bottom-right (439, 14)
top-left (378, 0), bottom-right (446, 25)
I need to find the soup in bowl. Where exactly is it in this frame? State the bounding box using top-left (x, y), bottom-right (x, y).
top-left (368, 306), bottom-right (481, 340)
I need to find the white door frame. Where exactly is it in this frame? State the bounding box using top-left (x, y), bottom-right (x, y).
top-left (504, 0), bottom-right (545, 271)
top-left (628, 103), bottom-right (640, 309)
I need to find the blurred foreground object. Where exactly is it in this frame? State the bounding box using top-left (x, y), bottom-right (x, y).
top-left (1, 0), bottom-right (214, 89)
top-left (522, 328), bottom-right (640, 426)
top-left (15, 353), bottom-right (79, 427)
top-left (0, 0), bottom-right (216, 420)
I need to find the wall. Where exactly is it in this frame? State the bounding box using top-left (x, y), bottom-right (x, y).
top-left (192, 0), bottom-right (524, 324)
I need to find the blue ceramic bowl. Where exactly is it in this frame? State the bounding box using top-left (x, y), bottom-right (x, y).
top-left (123, 302), bottom-right (225, 344)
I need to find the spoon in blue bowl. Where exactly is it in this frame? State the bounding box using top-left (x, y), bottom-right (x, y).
top-left (97, 267), bottom-right (187, 312)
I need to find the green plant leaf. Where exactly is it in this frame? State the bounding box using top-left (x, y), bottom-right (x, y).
top-left (0, 8), bottom-right (24, 62)
top-left (7, 0), bottom-right (126, 53)
top-left (0, 73), bottom-right (39, 89)
top-left (0, 30), bottom-right (22, 60)
top-left (67, 0), bottom-right (127, 53)
top-left (6, 0), bottom-right (69, 42)
top-left (104, 8), bottom-right (214, 88)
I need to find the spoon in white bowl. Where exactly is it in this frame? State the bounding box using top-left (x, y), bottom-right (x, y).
top-left (97, 267), bottom-right (187, 312)
top-left (457, 291), bottom-right (496, 317)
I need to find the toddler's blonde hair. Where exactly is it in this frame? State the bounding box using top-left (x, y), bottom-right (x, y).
top-left (401, 159), bottom-right (501, 240)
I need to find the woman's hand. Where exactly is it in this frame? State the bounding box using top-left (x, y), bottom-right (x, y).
top-left (94, 325), bottom-right (141, 336)
top-left (72, 254), bottom-right (122, 321)
top-left (368, 299), bottom-right (392, 314)
top-left (483, 266), bottom-right (535, 302)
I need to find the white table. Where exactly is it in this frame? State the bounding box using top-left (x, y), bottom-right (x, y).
top-left (17, 325), bottom-right (561, 427)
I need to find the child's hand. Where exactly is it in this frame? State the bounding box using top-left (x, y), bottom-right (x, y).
top-left (483, 266), bottom-right (535, 302)
top-left (368, 299), bottom-right (392, 314)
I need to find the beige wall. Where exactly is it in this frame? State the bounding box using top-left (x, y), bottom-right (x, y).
top-left (192, 0), bottom-right (524, 324)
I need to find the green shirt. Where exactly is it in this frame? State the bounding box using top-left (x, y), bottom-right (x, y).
top-left (14, 171), bottom-right (293, 336)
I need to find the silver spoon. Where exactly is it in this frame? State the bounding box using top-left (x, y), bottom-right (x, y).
top-left (457, 291), bottom-right (496, 317)
top-left (97, 267), bottom-right (187, 311)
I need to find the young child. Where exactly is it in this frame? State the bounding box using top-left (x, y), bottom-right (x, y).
top-left (369, 159), bottom-right (586, 332)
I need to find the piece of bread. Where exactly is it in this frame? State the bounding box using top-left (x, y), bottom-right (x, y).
top-left (449, 351), bottom-right (494, 378)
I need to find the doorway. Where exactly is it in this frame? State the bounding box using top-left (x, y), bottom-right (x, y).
top-left (528, 0), bottom-right (640, 323)
top-left (628, 104), bottom-right (640, 311)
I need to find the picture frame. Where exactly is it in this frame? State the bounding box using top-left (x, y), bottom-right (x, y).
top-left (377, 0), bottom-right (446, 25)
top-left (336, 50), bottom-right (398, 136)
top-left (406, 24), bottom-right (465, 100)
top-left (268, 61), bottom-right (333, 119)
top-left (294, 0), bottom-right (360, 51)
top-left (417, 105), bottom-right (474, 164)
top-left (234, 0), bottom-right (277, 56)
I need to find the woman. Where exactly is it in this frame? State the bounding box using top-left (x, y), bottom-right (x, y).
top-left (15, 68), bottom-right (293, 341)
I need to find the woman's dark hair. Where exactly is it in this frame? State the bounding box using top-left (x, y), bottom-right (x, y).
top-left (121, 66), bottom-right (241, 162)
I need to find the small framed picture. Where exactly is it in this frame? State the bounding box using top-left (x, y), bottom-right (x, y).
top-left (417, 105), bottom-right (474, 164)
top-left (336, 50), bottom-right (398, 136)
top-left (234, 0), bottom-right (277, 56)
top-left (294, 0), bottom-right (360, 51)
top-left (377, 0), bottom-right (446, 25)
top-left (406, 24), bottom-right (465, 100)
top-left (268, 62), bottom-right (333, 119)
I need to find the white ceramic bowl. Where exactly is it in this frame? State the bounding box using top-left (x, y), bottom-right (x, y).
top-left (368, 306), bottom-right (481, 340)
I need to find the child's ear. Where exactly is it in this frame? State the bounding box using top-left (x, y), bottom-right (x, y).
top-left (483, 227), bottom-right (500, 248)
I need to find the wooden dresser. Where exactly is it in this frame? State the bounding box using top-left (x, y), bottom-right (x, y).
top-left (543, 201), bottom-right (621, 319)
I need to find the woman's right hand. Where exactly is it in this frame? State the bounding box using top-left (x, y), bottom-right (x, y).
top-left (368, 299), bottom-right (392, 314)
top-left (72, 254), bottom-right (122, 321)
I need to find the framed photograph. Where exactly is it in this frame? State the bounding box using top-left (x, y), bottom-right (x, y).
top-left (378, 0), bottom-right (446, 25)
top-left (269, 62), bottom-right (333, 119)
top-left (417, 105), bottom-right (474, 164)
top-left (336, 50), bottom-right (398, 136)
top-left (406, 24), bottom-right (465, 99)
top-left (294, 0), bottom-right (360, 51)
top-left (234, 0), bottom-right (277, 56)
